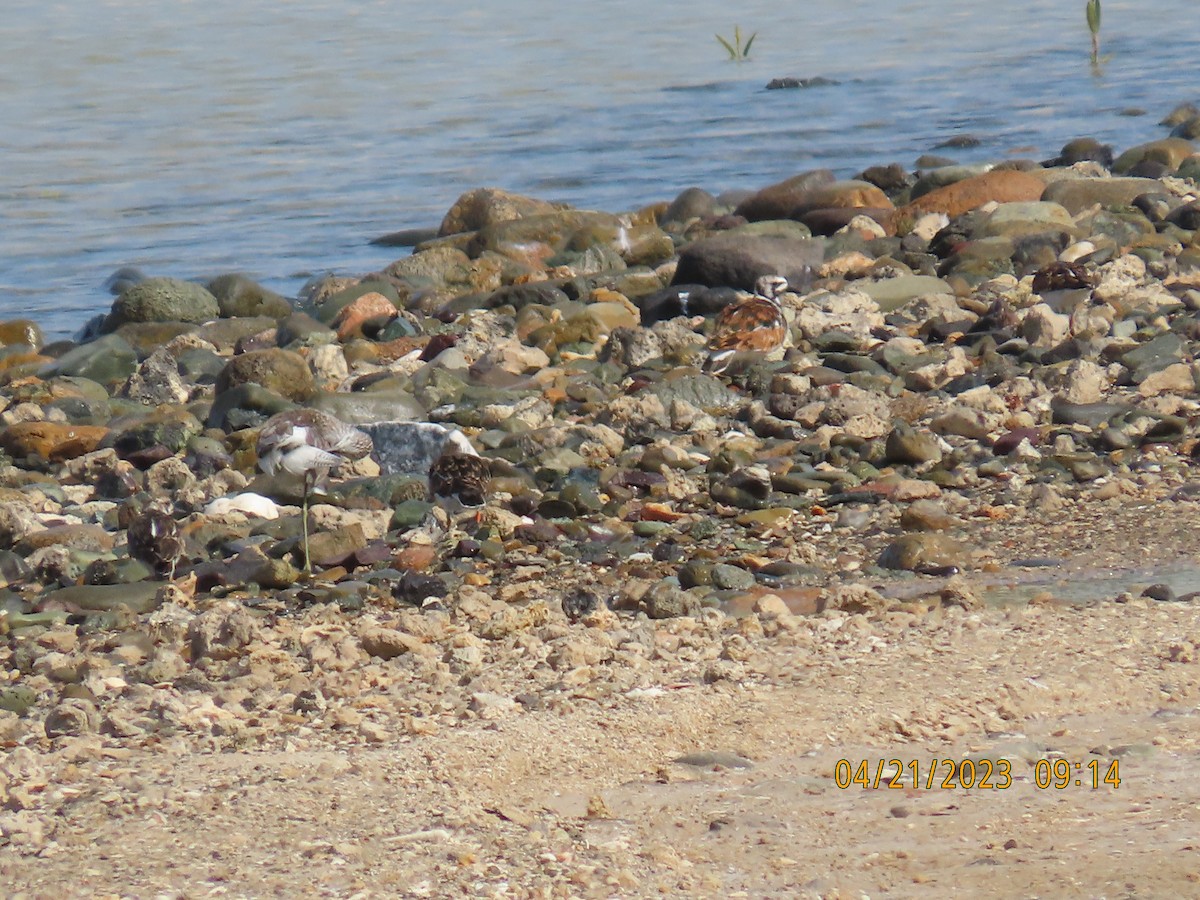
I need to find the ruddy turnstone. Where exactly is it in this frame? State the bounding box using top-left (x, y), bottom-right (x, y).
top-left (126, 497), bottom-right (185, 580)
top-left (256, 408), bottom-right (373, 572)
top-left (428, 430), bottom-right (490, 511)
top-left (703, 275), bottom-right (792, 374)
top-left (1030, 260), bottom-right (1095, 294)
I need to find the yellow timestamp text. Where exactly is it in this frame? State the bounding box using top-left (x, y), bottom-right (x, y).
top-left (833, 757), bottom-right (1121, 790)
top-left (1033, 757), bottom-right (1121, 790)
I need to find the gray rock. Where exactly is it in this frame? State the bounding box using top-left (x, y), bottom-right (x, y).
top-left (205, 383), bottom-right (293, 430)
top-left (106, 277), bottom-right (220, 329)
top-left (277, 312), bottom-right (336, 347)
top-left (899, 500), bottom-right (960, 532)
top-left (41, 582), bottom-right (161, 614)
top-left (646, 372), bottom-right (740, 414)
top-left (0, 686), bottom-right (37, 716)
top-left (119, 347), bottom-right (190, 406)
top-left (661, 186), bottom-right (719, 228)
top-left (1121, 332), bottom-right (1185, 383)
top-left (671, 233), bottom-right (825, 292)
top-left (362, 421), bottom-right (460, 476)
top-left (1051, 398), bottom-right (1137, 429)
top-left (712, 563), bottom-right (755, 590)
top-left (104, 265), bottom-right (147, 296)
top-left (643, 579), bottom-right (700, 619)
top-left (857, 276), bottom-right (953, 312)
top-left (878, 534), bottom-right (970, 571)
top-left (311, 390), bottom-right (426, 426)
top-left (978, 201), bottom-right (1077, 239)
top-left (1045, 137), bottom-right (1113, 167)
top-left (724, 219), bottom-right (813, 241)
top-left (677, 562), bottom-right (714, 588)
top-left (673, 751), bottom-right (755, 769)
top-left (192, 316), bottom-right (279, 352)
top-left (603, 326), bottom-right (663, 368)
top-left (885, 423), bottom-right (943, 465)
top-left (188, 602), bottom-right (262, 660)
top-left (1040, 177), bottom-right (1165, 215)
top-left (1046, 359), bottom-right (1107, 404)
top-left (176, 346), bottom-right (227, 382)
top-left (207, 274), bottom-right (293, 319)
top-left (910, 163), bottom-right (995, 199)
top-left (44, 699), bottom-right (100, 739)
top-left (40, 334), bottom-right (138, 385)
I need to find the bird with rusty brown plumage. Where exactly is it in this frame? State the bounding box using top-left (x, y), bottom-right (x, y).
top-left (256, 408), bottom-right (373, 572)
top-left (704, 275), bottom-right (792, 374)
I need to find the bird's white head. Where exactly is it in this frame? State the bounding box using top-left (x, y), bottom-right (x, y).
top-left (754, 275), bottom-right (789, 301)
top-left (443, 429), bottom-right (478, 457)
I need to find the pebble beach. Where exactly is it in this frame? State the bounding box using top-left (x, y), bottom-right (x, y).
top-left (6, 106), bottom-right (1200, 895)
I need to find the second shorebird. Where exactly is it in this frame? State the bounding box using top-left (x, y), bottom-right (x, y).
top-left (127, 497), bottom-right (186, 580)
top-left (256, 408), bottom-right (373, 572)
top-left (703, 275), bottom-right (792, 374)
top-left (428, 430), bottom-right (490, 512)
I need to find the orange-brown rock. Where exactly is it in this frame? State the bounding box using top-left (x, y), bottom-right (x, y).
top-left (787, 180), bottom-right (895, 218)
top-left (818, 251), bottom-right (878, 279)
top-left (733, 170), bottom-right (836, 221)
top-left (0, 319), bottom-right (44, 351)
top-left (797, 207), bottom-right (897, 237)
top-left (331, 292), bottom-right (398, 341)
top-left (638, 501), bottom-right (685, 523)
top-left (373, 335), bottom-right (430, 365)
top-left (0, 422), bottom-right (109, 462)
top-left (393, 543), bottom-right (438, 572)
top-left (901, 169), bottom-right (1047, 219)
top-left (631, 201), bottom-right (669, 226)
top-left (0, 352), bottom-right (52, 374)
top-left (438, 187), bottom-right (564, 237)
top-left (467, 210), bottom-right (622, 265)
top-left (15, 524), bottom-right (115, 554)
top-left (215, 348), bottom-right (315, 401)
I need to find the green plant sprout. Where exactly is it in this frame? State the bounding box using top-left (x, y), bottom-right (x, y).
top-left (717, 25), bottom-right (756, 61)
top-left (1087, 0), bottom-right (1102, 65)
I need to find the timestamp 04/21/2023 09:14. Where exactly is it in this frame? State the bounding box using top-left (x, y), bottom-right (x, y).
top-left (833, 757), bottom-right (1122, 791)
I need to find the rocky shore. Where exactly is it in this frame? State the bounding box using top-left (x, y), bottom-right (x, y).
top-left (6, 107), bottom-right (1200, 895)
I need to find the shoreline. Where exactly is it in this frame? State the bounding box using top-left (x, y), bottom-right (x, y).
top-left (4, 104), bottom-right (1200, 893)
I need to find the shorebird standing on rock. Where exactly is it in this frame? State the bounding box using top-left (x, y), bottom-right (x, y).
top-left (428, 430), bottom-right (490, 513)
top-left (127, 497), bottom-right (185, 580)
top-left (256, 408), bottom-right (373, 572)
top-left (703, 275), bottom-right (793, 374)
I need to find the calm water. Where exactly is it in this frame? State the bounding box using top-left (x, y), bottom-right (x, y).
top-left (1, 1), bottom-right (1195, 338)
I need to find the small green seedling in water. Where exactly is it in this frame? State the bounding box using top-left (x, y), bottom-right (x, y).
top-left (1087, 0), bottom-right (1102, 64)
top-left (717, 25), bottom-right (757, 61)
